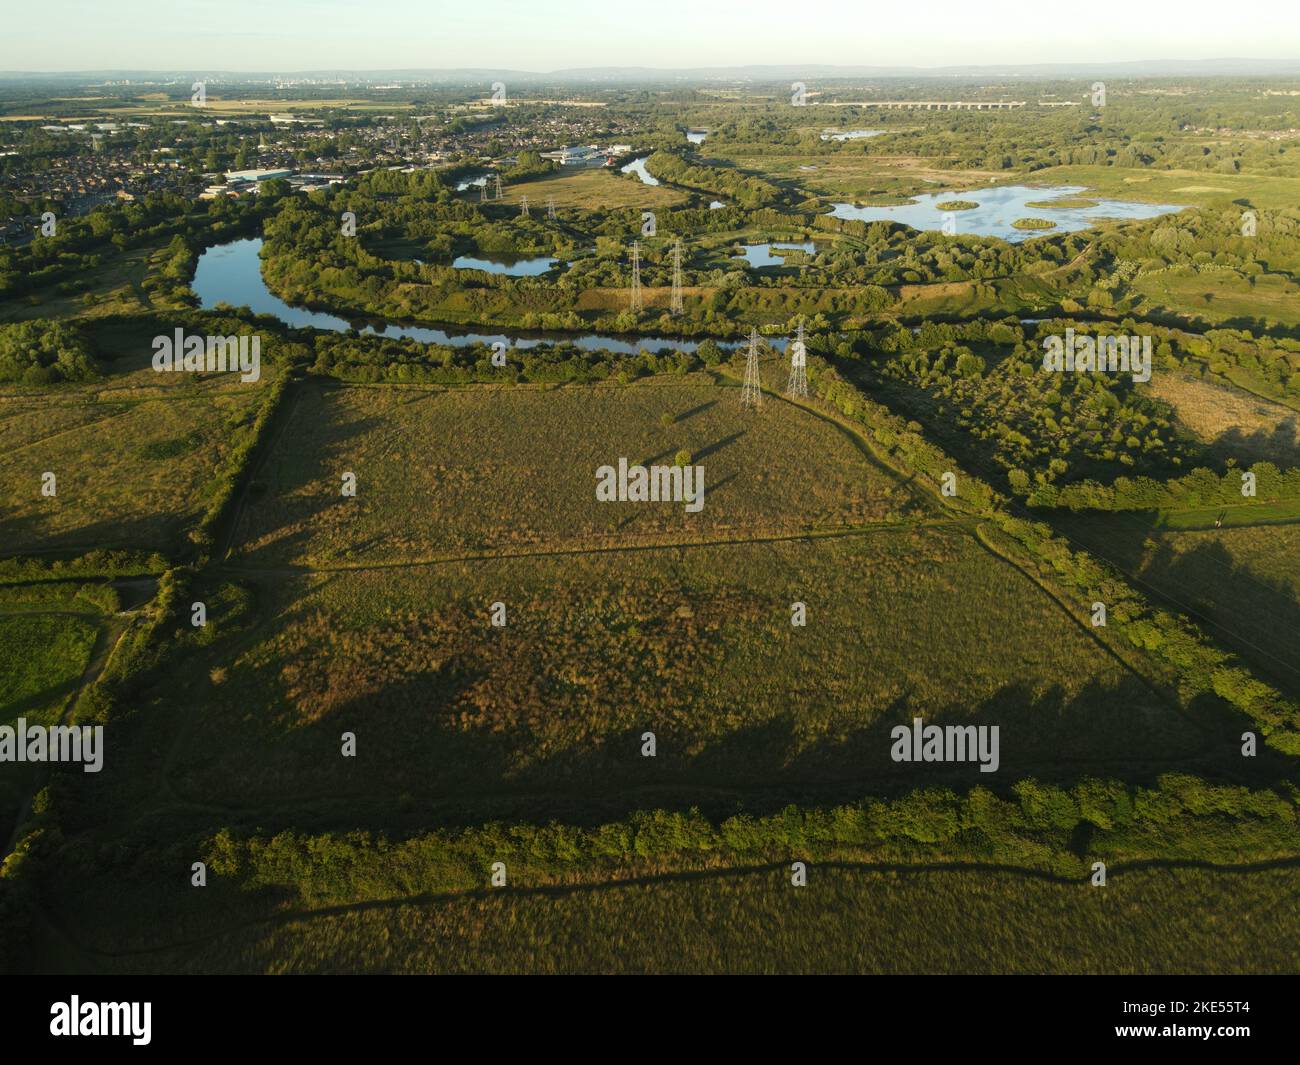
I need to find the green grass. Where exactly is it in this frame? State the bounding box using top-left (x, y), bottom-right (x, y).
top-left (0, 244), bottom-right (170, 323)
top-left (95, 864), bottom-right (1300, 974)
top-left (711, 148), bottom-right (1002, 203)
top-left (1133, 269), bottom-right (1300, 327)
top-left (230, 373), bottom-right (932, 568)
top-left (0, 614), bottom-right (98, 728)
top-left (167, 524), bottom-right (1196, 811)
top-left (1032, 164), bottom-right (1300, 211)
top-left (0, 344), bottom-right (274, 555)
top-left (498, 168), bottom-right (688, 210)
top-left (0, 596), bottom-right (102, 846)
top-left (1056, 512), bottom-right (1300, 695)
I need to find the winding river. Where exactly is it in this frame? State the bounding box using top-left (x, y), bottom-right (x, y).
top-left (191, 238), bottom-right (785, 354)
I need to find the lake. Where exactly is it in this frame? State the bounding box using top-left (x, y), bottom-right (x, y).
top-left (738, 242), bottom-right (818, 268)
top-left (620, 157), bottom-right (659, 185)
top-left (190, 237), bottom-right (787, 355)
top-left (828, 184), bottom-right (1183, 242)
top-left (451, 254), bottom-right (557, 276)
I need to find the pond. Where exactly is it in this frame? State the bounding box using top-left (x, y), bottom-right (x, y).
top-left (828, 184), bottom-right (1183, 242)
top-left (190, 237), bottom-right (788, 355)
top-left (620, 156), bottom-right (659, 185)
top-left (738, 241), bottom-right (818, 268)
top-left (686, 130), bottom-right (708, 144)
top-left (451, 254), bottom-right (557, 276)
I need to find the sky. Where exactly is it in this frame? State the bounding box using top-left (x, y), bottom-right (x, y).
top-left (2, 0), bottom-right (1299, 72)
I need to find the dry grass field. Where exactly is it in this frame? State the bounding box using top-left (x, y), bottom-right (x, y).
top-left (492, 168), bottom-right (689, 210)
top-left (0, 347), bottom-right (275, 554)
top-left (1149, 371), bottom-right (1300, 466)
top-left (230, 373), bottom-right (932, 567)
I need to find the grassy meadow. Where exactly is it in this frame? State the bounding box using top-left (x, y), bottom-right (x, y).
top-left (165, 525), bottom-right (1199, 811)
top-left (230, 373), bottom-right (932, 567)
top-left (497, 167), bottom-right (689, 210)
top-left (1058, 511), bottom-right (1300, 696)
top-left (0, 581), bottom-right (114, 846)
top-left (0, 342), bottom-right (275, 555)
top-left (1149, 371), bottom-right (1300, 465)
top-left (84, 864), bottom-right (1300, 974)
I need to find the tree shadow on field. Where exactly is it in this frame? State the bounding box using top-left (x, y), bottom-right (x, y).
top-left (0, 508), bottom-right (189, 560)
top-left (1138, 537), bottom-right (1300, 694)
top-left (1050, 510), bottom-right (1300, 698)
top-left (1211, 417), bottom-right (1300, 468)
top-left (154, 648), bottom-right (1300, 835)
top-left (694, 430), bottom-right (746, 462)
top-left (673, 399), bottom-right (718, 424)
top-left (229, 405), bottom-right (388, 567)
top-left (1050, 508), bottom-right (1163, 573)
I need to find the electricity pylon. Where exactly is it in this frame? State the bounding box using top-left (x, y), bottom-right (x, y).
top-left (546, 196), bottom-right (557, 221)
top-left (520, 195), bottom-right (530, 218)
top-left (629, 241), bottom-right (643, 313)
top-left (670, 238), bottom-right (684, 316)
top-left (740, 328), bottom-right (763, 410)
top-left (493, 173), bottom-right (503, 200)
top-left (479, 181), bottom-right (487, 203)
top-left (786, 318), bottom-right (808, 398)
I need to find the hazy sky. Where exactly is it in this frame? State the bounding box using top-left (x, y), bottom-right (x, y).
top-left (3, 0), bottom-right (1298, 71)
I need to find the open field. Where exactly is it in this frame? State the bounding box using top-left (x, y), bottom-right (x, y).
top-left (8, 70), bottom-right (1300, 979)
top-left (78, 864), bottom-right (1300, 975)
top-left (0, 611), bottom-right (98, 728)
top-left (230, 374), bottom-right (932, 567)
top-left (1149, 370), bottom-right (1300, 465)
top-left (492, 167), bottom-right (689, 210)
top-left (1031, 165), bottom-right (1300, 211)
top-left (1058, 513), bottom-right (1300, 696)
top-left (1132, 268), bottom-right (1300, 327)
top-left (173, 524), bottom-right (1198, 811)
top-left (709, 148), bottom-right (1004, 203)
top-left (0, 582), bottom-right (110, 846)
top-left (0, 244), bottom-right (165, 322)
top-left (0, 342), bottom-right (274, 555)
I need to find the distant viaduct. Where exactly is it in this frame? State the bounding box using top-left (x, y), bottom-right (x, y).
top-left (817, 100), bottom-right (1027, 111)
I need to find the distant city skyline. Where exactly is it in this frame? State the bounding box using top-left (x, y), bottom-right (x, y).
top-left (3, 0), bottom-right (1299, 73)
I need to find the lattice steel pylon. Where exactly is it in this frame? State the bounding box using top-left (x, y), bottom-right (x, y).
top-left (629, 241), bottom-right (644, 313)
top-left (493, 173), bottom-right (503, 200)
top-left (669, 238), bottom-right (684, 316)
top-left (546, 196), bottom-right (557, 221)
top-left (479, 181), bottom-right (487, 203)
top-left (520, 195), bottom-right (530, 218)
top-left (740, 328), bottom-right (763, 410)
top-left (786, 318), bottom-right (808, 398)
